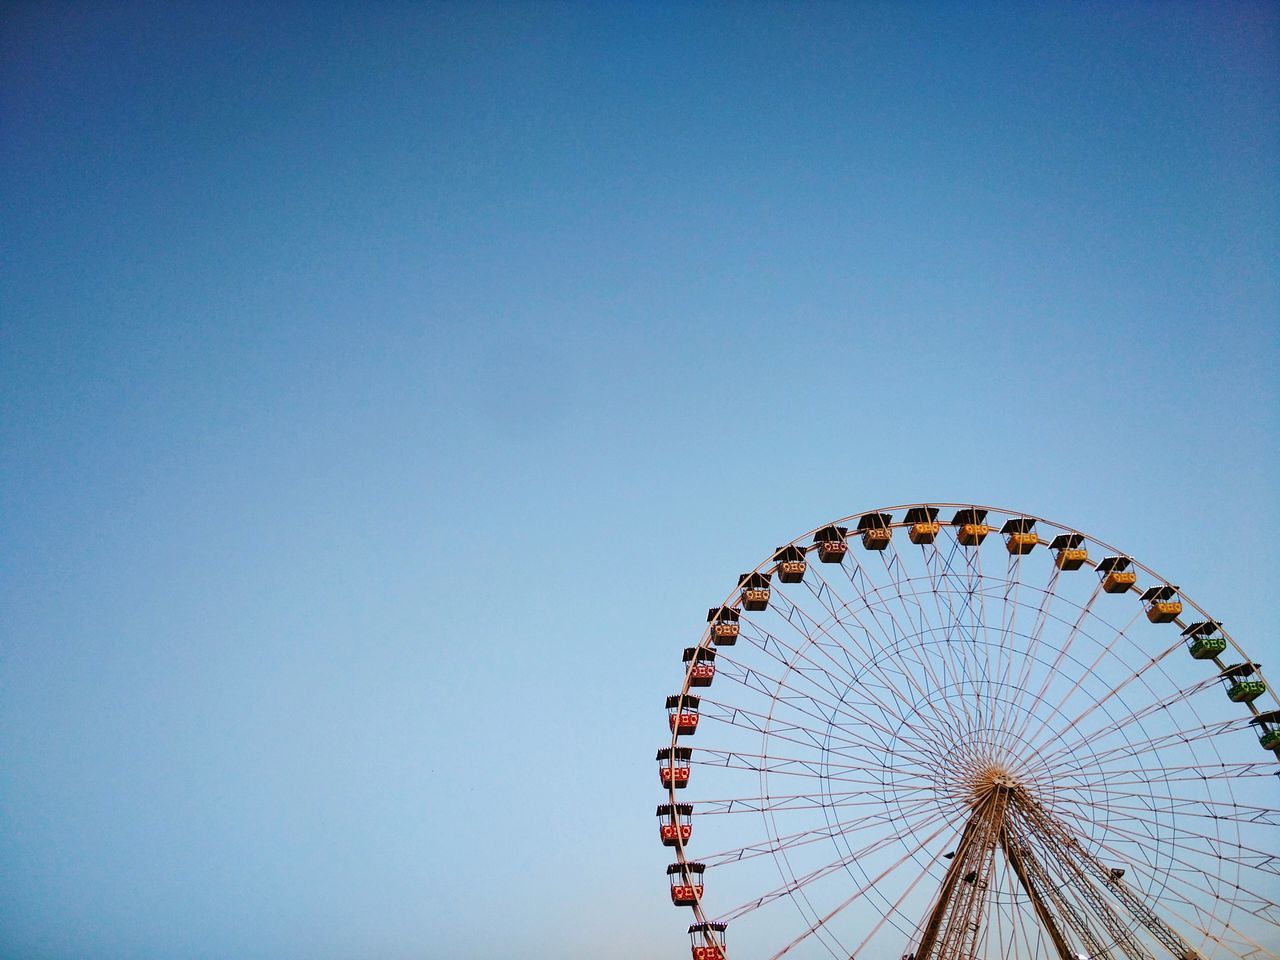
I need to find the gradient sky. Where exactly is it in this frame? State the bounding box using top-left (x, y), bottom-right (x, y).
top-left (1, 3), bottom-right (1277, 959)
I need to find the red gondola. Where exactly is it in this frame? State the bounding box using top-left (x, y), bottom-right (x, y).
top-left (657, 803), bottom-right (693, 846)
top-left (667, 694), bottom-right (700, 735)
top-left (657, 746), bottom-right (692, 788)
top-left (683, 647), bottom-right (716, 687)
top-left (668, 862), bottom-right (705, 906)
top-left (690, 921), bottom-right (728, 960)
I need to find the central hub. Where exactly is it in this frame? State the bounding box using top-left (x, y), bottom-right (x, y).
top-left (964, 764), bottom-right (1021, 805)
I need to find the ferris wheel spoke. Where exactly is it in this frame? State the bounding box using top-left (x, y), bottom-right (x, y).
top-left (1071, 759), bottom-right (1277, 786)
top-left (965, 530), bottom-right (1002, 738)
top-left (928, 544), bottom-right (1019, 729)
top-left (738, 594), bottom-right (916, 723)
top-left (843, 837), bottom-right (950, 960)
top-left (860, 542), bottom-right (988, 742)
top-left (1013, 793), bottom-right (1274, 957)
top-left (713, 639), bottom-right (906, 744)
top-left (689, 747), bottom-right (935, 789)
top-left (866, 545), bottom-right (987, 740)
top-left (697, 795), bottom-right (939, 868)
top-left (713, 811), bottom-right (954, 926)
top-left (1101, 850), bottom-right (1280, 934)
top-left (693, 789), bottom-right (922, 816)
top-left (1071, 834), bottom-right (1280, 960)
top-left (783, 561), bottom-right (972, 737)
top-left (713, 644), bottom-right (945, 753)
top-left (1005, 578), bottom-right (1109, 749)
top-left (759, 818), bottom-right (958, 958)
top-left (994, 576), bottom-right (1065, 759)
top-left (1096, 815), bottom-right (1280, 885)
top-left (1076, 791), bottom-right (1280, 828)
top-left (1035, 637), bottom-right (1203, 766)
top-left (696, 694), bottom-right (953, 773)
top-left (841, 546), bottom-right (962, 722)
top-left (929, 535), bottom-right (995, 719)
top-left (1043, 712), bottom-right (1249, 780)
top-left (735, 600), bottom-right (975, 757)
top-left (1022, 606), bottom-right (1149, 757)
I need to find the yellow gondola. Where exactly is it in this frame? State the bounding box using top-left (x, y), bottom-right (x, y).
top-left (1001, 517), bottom-right (1039, 555)
top-left (905, 506), bottom-right (940, 544)
top-left (1141, 585), bottom-right (1182, 624)
top-left (1097, 556), bottom-right (1137, 594)
top-left (1050, 533), bottom-right (1087, 570)
top-left (952, 508), bottom-right (990, 546)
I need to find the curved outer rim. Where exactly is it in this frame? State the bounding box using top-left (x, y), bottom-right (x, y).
top-left (660, 501), bottom-right (1279, 940)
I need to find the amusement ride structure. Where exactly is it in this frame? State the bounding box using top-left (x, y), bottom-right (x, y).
top-left (655, 504), bottom-right (1278, 960)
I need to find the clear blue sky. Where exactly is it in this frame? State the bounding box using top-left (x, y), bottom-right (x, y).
top-left (1, 3), bottom-right (1276, 959)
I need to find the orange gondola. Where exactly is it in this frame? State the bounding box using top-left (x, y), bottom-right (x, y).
top-left (813, 525), bottom-right (849, 563)
top-left (857, 512), bottom-right (893, 550)
top-left (738, 572), bottom-right (771, 611)
top-left (773, 544), bottom-right (807, 583)
top-left (707, 606), bottom-right (739, 645)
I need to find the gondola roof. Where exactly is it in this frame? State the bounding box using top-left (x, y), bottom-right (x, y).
top-left (904, 506), bottom-right (939, 523)
top-left (666, 694), bottom-right (701, 709)
top-left (667, 861), bottom-right (706, 874)
top-left (1000, 517), bottom-right (1036, 534)
top-left (1219, 662), bottom-right (1262, 679)
top-left (1096, 555), bottom-right (1132, 572)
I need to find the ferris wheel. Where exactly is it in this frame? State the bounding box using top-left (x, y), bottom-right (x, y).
top-left (655, 504), bottom-right (1279, 960)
